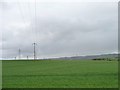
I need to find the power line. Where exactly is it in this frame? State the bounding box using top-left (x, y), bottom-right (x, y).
top-left (32, 0), bottom-right (38, 61)
top-left (17, 1), bottom-right (26, 60)
top-left (27, 0), bottom-right (38, 56)
top-left (16, 1), bottom-right (38, 60)
top-left (34, 0), bottom-right (37, 43)
top-left (27, 1), bottom-right (35, 43)
top-left (17, 0), bottom-right (26, 25)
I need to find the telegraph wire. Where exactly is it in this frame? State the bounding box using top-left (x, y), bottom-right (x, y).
top-left (17, 0), bottom-right (26, 25)
top-left (16, 0), bottom-right (38, 60)
top-left (34, 0), bottom-right (38, 43)
top-left (27, 0), bottom-right (35, 43)
top-left (33, 0), bottom-right (38, 60)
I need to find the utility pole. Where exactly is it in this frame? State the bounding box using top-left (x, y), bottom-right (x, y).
top-left (32, 43), bottom-right (37, 60)
top-left (15, 57), bottom-right (16, 60)
top-left (19, 49), bottom-right (21, 60)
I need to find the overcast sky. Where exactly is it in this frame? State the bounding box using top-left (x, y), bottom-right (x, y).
top-left (0, 0), bottom-right (118, 59)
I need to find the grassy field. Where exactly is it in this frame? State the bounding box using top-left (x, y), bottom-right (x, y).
top-left (2, 60), bottom-right (118, 88)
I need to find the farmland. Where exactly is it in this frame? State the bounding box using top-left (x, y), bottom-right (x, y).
top-left (2, 60), bottom-right (118, 88)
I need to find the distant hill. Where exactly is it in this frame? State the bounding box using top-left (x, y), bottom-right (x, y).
top-left (49, 54), bottom-right (118, 60)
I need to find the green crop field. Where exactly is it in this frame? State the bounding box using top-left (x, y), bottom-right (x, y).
top-left (2, 60), bottom-right (118, 88)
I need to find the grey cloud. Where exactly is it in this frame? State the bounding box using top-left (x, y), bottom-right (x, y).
top-left (1, 2), bottom-right (118, 59)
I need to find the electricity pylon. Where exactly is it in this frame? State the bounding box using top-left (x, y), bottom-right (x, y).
top-left (18, 49), bottom-right (21, 60)
top-left (32, 43), bottom-right (37, 60)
